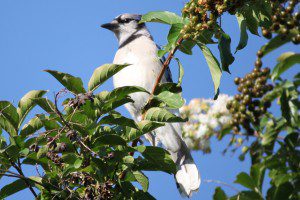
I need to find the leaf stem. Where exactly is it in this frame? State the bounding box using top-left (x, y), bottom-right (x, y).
top-left (204, 179), bottom-right (240, 192)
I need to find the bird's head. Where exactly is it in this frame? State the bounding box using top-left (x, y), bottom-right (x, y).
top-left (101, 14), bottom-right (150, 46)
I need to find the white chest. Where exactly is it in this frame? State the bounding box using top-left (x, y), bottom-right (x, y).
top-left (112, 36), bottom-right (162, 92)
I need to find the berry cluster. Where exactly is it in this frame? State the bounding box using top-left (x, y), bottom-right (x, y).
top-left (46, 151), bottom-right (62, 166)
top-left (29, 139), bottom-right (67, 153)
top-left (181, 0), bottom-right (246, 40)
top-left (68, 92), bottom-right (94, 109)
top-left (69, 172), bottom-right (113, 200)
top-left (226, 50), bottom-right (273, 134)
top-left (263, 0), bottom-right (300, 44)
top-left (83, 184), bottom-right (113, 200)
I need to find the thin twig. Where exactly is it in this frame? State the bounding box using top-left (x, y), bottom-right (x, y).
top-left (0, 172), bottom-right (45, 188)
top-left (141, 38), bottom-right (183, 120)
top-left (150, 38), bottom-right (184, 98)
top-left (4, 152), bottom-right (38, 197)
top-left (35, 163), bottom-right (43, 177)
top-left (204, 179), bottom-right (240, 192)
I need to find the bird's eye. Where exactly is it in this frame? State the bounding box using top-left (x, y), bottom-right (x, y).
top-left (122, 18), bottom-right (132, 23)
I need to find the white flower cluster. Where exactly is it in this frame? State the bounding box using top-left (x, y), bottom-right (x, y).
top-left (180, 94), bottom-right (233, 153)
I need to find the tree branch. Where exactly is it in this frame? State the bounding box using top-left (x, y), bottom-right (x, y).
top-left (150, 38), bottom-right (184, 98)
top-left (4, 153), bottom-right (38, 197)
top-left (141, 37), bottom-right (183, 120)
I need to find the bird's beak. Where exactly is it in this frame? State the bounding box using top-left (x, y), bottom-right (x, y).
top-left (101, 20), bottom-right (119, 31)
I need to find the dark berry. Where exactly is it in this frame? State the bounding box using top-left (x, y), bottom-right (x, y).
top-left (256, 50), bottom-right (263, 58)
top-left (255, 59), bottom-right (262, 68)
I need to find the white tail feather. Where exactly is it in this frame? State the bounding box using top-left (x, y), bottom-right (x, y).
top-left (154, 123), bottom-right (201, 197)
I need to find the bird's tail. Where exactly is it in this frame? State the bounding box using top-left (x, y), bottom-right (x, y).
top-left (170, 141), bottom-right (201, 198)
top-left (154, 123), bottom-right (201, 198)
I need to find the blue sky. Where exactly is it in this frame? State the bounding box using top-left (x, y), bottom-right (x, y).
top-left (0, 1), bottom-right (298, 199)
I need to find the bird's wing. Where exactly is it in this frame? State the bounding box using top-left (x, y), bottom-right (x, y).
top-left (156, 45), bottom-right (200, 197)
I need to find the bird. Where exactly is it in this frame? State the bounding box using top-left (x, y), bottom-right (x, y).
top-left (101, 13), bottom-right (200, 197)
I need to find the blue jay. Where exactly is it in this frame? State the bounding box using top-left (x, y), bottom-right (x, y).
top-left (101, 13), bottom-right (200, 197)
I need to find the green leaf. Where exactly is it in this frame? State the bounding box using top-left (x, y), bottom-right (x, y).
top-left (158, 23), bottom-right (182, 57)
top-left (235, 172), bottom-right (257, 191)
top-left (250, 164), bottom-right (265, 191)
top-left (218, 33), bottom-right (234, 73)
top-left (133, 171), bottom-right (149, 192)
top-left (235, 14), bottom-right (249, 53)
top-left (32, 98), bottom-right (55, 114)
top-left (88, 64), bottom-right (129, 92)
top-left (155, 91), bottom-right (184, 109)
top-left (280, 90), bottom-right (291, 125)
top-left (144, 107), bottom-right (186, 123)
top-left (44, 70), bottom-right (86, 94)
top-left (199, 44), bottom-right (222, 95)
top-left (22, 153), bottom-right (49, 169)
top-left (0, 101), bottom-right (19, 136)
top-left (99, 113), bottom-right (138, 129)
top-left (276, 52), bottom-right (295, 62)
top-left (158, 47), bottom-right (171, 58)
top-left (195, 29), bottom-right (215, 44)
top-left (62, 153), bottom-right (78, 165)
top-left (271, 53), bottom-right (300, 81)
top-left (262, 129), bottom-right (278, 146)
top-left (124, 120), bottom-right (163, 142)
top-left (133, 191), bottom-right (156, 200)
top-left (36, 114), bottom-right (60, 130)
top-left (238, 8), bottom-right (259, 35)
top-left (0, 163), bottom-right (11, 180)
top-left (179, 40), bottom-right (196, 55)
top-left (260, 30), bottom-right (298, 57)
top-left (270, 170), bottom-right (299, 187)
top-left (175, 58), bottom-right (184, 86)
top-left (105, 86), bottom-right (149, 102)
top-left (124, 120), bottom-right (165, 142)
top-left (37, 145), bottom-right (48, 159)
top-left (138, 146), bottom-right (176, 174)
top-left (124, 127), bottom-right (143, 142)
top-left (236, 0), bottom-right (272, 36)
top-left (0, 118), bottom-right (17, 137)
top-left (213, 187), bottom-right (227, 200)
top-left (168, 24), bottom-right (182, 44)
top-left (154, 83), bottom-right (182, 95)
top-left (0, 179), bottom-right (33, 199)
top-left (20, 116), bottom-right (43, 136)
top-left (230, 191), bottom-right (262, 200)
top-left (123, 155), bottom-right (134, 164)
top-left (137, 120), bottom-right (164, 133)
top-left (1, 144), bottom-right (20, 159)
top-left (141, 11), bottom-right (183, 25)
top-left (74, 158), bottom-right (83, 169)
top-left (17, 90), bottom-right (47, 127)
top-left (93, 134), bottom-right (127, 146)
top-left (266, 183), bottom-right (294, 200)
top-left (101, 97), bottom-right (134, 114)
